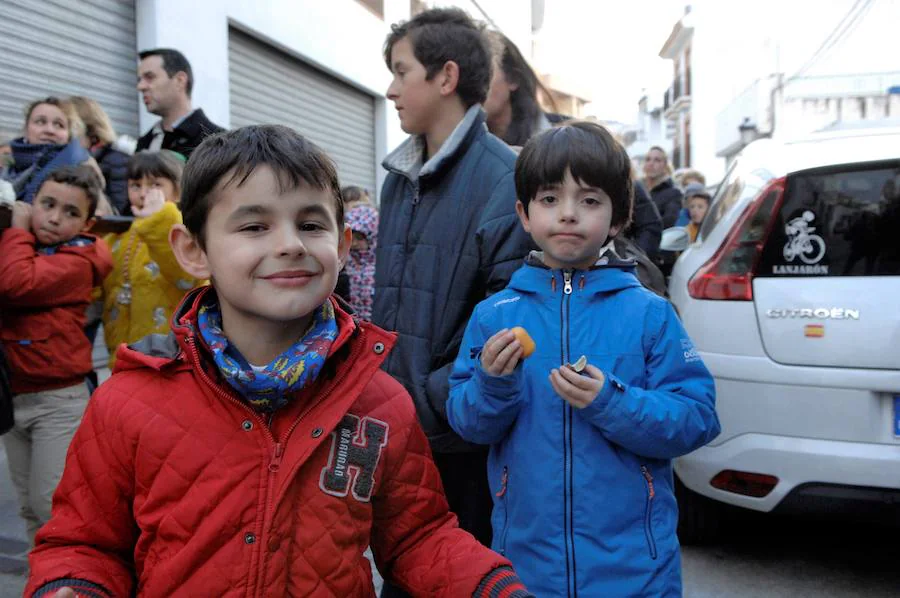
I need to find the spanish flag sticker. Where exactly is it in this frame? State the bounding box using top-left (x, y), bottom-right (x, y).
top-left (804, 324), bottom-right (825, 338)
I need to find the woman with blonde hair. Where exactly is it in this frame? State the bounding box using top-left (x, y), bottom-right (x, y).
top-left (642, 146), bottom-right (683, 228)
top-left (70, 96), bottom-right (133, 214)
top-left (1, 97), bottom-right (94, 204)
top-left (642, 146), bottom-right (683, 275)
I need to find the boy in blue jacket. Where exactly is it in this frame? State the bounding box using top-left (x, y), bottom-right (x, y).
top-left (447, 121), bottom-right (721, 597)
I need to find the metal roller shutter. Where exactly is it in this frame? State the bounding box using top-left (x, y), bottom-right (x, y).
top-left (0, 0), bottom-right (138, 142)
top-left (229, 28), bottom-right (376, 193)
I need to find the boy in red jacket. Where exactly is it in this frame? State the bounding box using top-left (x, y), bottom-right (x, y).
top-left (27, 126), bottom-right (532, 598)
top-left (0, 165), bottom-right (112, 545)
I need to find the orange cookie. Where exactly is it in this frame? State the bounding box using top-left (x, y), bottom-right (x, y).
top-left (510, 326), bottom-right (536, 358)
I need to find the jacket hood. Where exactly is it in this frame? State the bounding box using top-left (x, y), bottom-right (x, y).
top-left (509, 248), bottom-right (644, 295)
top-left (346, 204), bottom-right (378, 247)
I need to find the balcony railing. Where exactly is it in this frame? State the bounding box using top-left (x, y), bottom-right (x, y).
top-left (664, 72), bottom-right (693, 114)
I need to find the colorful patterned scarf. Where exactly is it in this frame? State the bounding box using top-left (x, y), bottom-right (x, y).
top-left (197, 296), bottom-right (338, 413)
top-left (345, 205), bottom-right (378, 320)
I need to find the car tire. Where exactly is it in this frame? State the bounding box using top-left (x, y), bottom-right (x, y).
top-left (675, 475), bottom-right (726, 545)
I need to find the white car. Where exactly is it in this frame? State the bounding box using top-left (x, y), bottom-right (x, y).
top-left (661, 123), bottom-right (900, 543)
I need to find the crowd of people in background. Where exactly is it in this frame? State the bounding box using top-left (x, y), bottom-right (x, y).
top-left (0, 7), bottom-right (718, 597)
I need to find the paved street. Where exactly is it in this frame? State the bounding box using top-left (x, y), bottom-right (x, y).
top-left (682, 512), bottom-right (900, 597)
top-left (3, 453), bottom-right (897, 598)
top-left (0, 343), bottom-right (893, 598)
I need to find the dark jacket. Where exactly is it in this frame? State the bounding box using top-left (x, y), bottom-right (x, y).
top-left (5, 138), bottom-right (90, 204)
top-left (648, 178), bottom-right (684, 273)
top-left (649, 177), bottom-right (684, 229)
top-left (627, 181), bottom-right (663, 257)
top-left (92, 143), bottom-right (131, 215)
top-left (136, 109), bottom-right (225, 159)
top-left (373, 107), bottom-right (535, 453)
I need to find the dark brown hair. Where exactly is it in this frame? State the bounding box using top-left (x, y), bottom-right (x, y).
top-left (127, 150), bottom-right (184, 191)
top-left (38, 164), bottom-right (103, 219)
top-left (489, 31), bottom-right (559, 146)
top-left (515, 121), bottom-right (633, 231)
top-left (180, 125), bottom-right (343, 247)
top-left (384, 7), bottom-right (492, 108)
top-left (139, 48), bottom-right (194, 97)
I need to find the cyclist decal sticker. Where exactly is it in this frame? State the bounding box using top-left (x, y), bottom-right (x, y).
top-left (773, 210), bottom-right (829, 274)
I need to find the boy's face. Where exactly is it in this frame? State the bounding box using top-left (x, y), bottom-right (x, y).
top-left (184, 166), bottom-right (350, 334)
top-left (386, 37), bottom-right (442, 135)
top-left (687, 196), bottom-right (709, 225)
top-left (30, 181), bottom-right (93, 245)
top-left (515, 170), bottom-right (620, 271)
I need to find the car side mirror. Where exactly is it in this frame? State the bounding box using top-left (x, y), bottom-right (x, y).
top-left (660, 226), bottom-right (691, 252)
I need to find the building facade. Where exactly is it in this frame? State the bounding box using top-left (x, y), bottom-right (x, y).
top-left (658, 9), bottom-right (693, 171)
top-left (1, 0), bottom-right (563, 200)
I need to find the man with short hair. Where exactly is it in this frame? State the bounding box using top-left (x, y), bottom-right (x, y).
top-left (135, 48), bottom-right (224, 159)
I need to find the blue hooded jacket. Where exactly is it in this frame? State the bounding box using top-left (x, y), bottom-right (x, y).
top-left (447, 252), bottom-right (720, 597)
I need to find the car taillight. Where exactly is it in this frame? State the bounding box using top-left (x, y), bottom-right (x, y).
top-left (688, 177), bottom-right (786, 301)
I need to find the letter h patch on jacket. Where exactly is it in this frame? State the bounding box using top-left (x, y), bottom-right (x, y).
top-left (319, 414), bottom-right (389, 502)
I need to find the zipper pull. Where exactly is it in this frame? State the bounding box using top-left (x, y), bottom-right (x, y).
top-left (412, 184), bottom-right (420, 205)
top-left (563, 270), bottom-right (573, 295)
top-left (641, 465), bottom-right (655, 500)
top-left (496, 466), bottom-right (508, 497)
top-left (269, 443), bottom-right (284, 473)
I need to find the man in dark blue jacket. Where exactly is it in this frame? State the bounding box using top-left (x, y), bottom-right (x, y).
top-left (374, 7), bottom-right (534, 571)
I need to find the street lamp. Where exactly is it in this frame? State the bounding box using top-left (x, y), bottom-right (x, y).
top-left (738, 117), bottom-right (759, 147)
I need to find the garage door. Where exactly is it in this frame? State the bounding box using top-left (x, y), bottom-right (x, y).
top-left (0, 0), bottom-right (138, 142)
top-left (229, 28), bottom-right (376, 193)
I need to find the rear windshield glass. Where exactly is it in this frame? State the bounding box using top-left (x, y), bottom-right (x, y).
top-left (756, 161), bottom-right (900, 277)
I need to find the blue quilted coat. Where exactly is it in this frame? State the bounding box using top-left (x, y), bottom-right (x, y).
top-left (448, 255), bottom-right (720, 597)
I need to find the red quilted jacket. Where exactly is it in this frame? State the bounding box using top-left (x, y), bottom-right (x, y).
top-left (27, 287), bottom-right (530, 597)
top-left (0, 229), bottom-right (112, 393)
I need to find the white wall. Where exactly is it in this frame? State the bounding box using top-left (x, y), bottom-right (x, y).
top-left (136, 0), bottom-right (410, 197)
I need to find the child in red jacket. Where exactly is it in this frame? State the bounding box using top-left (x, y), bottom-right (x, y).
top-left (0, 165), bottom-right (112, 545)
top-left (27, 126), bottom-right (532, 598)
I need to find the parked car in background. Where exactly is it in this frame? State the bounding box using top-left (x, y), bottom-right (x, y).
top-left (661, 122), bottom-right (900, 543)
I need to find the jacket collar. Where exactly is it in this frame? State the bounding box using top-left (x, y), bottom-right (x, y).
top-left (116, 286), bottom-right (395, 380)
top-left (382, 104), bottom-right (486, 181)
top-left (508, 246), bottom-right (643, 296)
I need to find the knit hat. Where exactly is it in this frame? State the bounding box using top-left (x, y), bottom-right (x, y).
top-left (683, 182), bottom-right (711, 201)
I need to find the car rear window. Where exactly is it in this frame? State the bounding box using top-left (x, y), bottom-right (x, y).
top-left (756, 160), bottom-right (900, 277)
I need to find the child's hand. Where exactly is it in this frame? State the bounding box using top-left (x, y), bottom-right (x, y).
top-left (133, 188), bottom-right (166, 217)
top-left (480, 329), bottom-right (523, 377)
top-left (550, 364), bottom-right (605, 409)
top-left (11, 201), bottom-right (32, 231)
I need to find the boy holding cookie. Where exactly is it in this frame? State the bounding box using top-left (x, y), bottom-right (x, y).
top-left (446, 122), bottom-right (720, 597)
